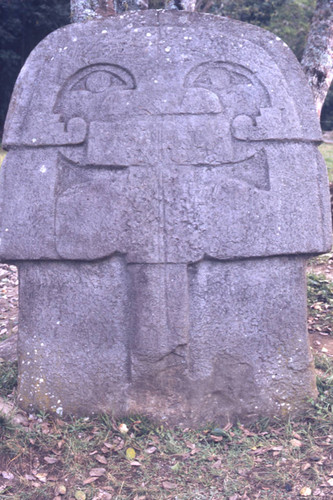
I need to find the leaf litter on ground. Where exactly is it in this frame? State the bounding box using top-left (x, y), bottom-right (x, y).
top-left (0, 260), bottom-right (333, 498)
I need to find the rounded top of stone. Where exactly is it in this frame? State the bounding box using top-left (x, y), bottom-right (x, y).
top-left (3, 11), bottom-right (321, 147)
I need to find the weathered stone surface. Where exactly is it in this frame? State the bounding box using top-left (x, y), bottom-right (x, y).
top-left (0, 11), bottom-right (331, 425)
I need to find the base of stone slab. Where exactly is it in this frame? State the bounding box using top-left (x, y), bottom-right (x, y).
top-left (16, 255), bottom-right (317, 426)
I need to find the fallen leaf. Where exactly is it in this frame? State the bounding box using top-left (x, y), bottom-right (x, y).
top-left (118, 423), bottom-right (129, 434)
top-left (75, 491), bottom-right (87, 500)
top-left (186, 441), bottom-right (196, 450)
top-left (328, 478), bottom-right (333, 486)
top-left (41, 422), bottom-right (50, 434)
top-left (210, 435), bottom-right (223, 442)
top-left (92, 492), bottom-right (113, 500)
top-left (162, 481), bottom-right (176, 490)
top-left (250, 447), bottom-right (269, 455)
top-left (83, 477), bottom-right (99, 485)
top-left (212, 459), bottom-right (222, 469)
top-left (126, 447), bottom-right (136, 460)
top-left (301, 463), bottom-right (311, 472)
top-left (57, 440), bottom-right (65, 449)
top-left (56, 484), bottom-right (67, 495)
top-left (130, 461), bottom-right (142, 467)
top-left (115, 438), bottom-right (125, 451)
top-left (89, 468), bottom-right (106, 477)
top-left (95, 454), bottom-right (107, 465)
top-left (144, 446), bottom-right (157, 454)
top-left (47, 475), bottom-right (58, 482)
top-left (103, 442), bottom-right (113, 449)
top-left (34, 472), bottom-right (47, 483)
top-left (300, 487), bottom-right (312, 496)
top-left (103, 486), bottom-right (115, 492)
top-left (24, 474), bottom-right (35, 481)
top-left (2, 471), bottom-right (14, 480)
top-left (290, 439), bottom-right (302, 448)
top-left (44, 456), bottom-right (58, 464)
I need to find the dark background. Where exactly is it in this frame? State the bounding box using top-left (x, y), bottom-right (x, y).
top-left (0, 0), bottom-right (332, 138)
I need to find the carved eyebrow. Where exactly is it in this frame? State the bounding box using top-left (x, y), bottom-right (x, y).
top-left (71, 70), bottom-right (130, 92)
top-left (185, 61), bottom-right (255, 88)
top-left (64, 63), bottom-right (136, 92)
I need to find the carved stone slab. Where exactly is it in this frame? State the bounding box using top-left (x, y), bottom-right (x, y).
top-left (0, 11), bottom-right (331, 425)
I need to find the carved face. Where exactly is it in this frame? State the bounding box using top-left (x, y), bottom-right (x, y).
top-left (1, 12), bottom-right (327, 264)
top-left (53, 60), bottom-right (270, 186)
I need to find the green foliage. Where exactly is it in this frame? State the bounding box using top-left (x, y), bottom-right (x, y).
top-left (307, 272), bottom-right (333, 337)
top-left (268, 0), bottom-right (315, 60)
top-left (200, 0), bottom-right (315, 61)
top-left (0, 354), bottom-right (331, 498)
top-left (198, 0), bottom-right (332, 130)
top-left (307, 273), bottom-right (333, 307)
top-left (0, 361), bottom-right (17, 397)
top-left (219, 0), bottom-right (287, 27)
top-left (0, 0), bottom-right (332, 135)
top-left (321, 86), bottom-right (333, 131)
top-left (0, 148), bottom-right (6, 167)
top-left (0, 0), bottom-right (70, 136)
top-left (319, 143), bottom-right (333, 181)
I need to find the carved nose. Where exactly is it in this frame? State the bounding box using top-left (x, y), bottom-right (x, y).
top-left (168, 88), bottom-right (222, 115)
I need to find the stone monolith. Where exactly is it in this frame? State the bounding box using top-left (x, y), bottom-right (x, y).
top-left (0, 11), bottom-right (331, 425)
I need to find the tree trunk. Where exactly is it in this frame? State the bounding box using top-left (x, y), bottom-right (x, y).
top-left (301, 0), bottom-right (333, 116)
top-left (71, 0), bottom-right (116, 22)
top-left (115, 0), bottom-right (149, 12)
top-left (70, 0), bottom-right (149, 20)
top-left (70, 0), bottom-right (196, 19)
top-left (169, 0), bottom-right (196, 10)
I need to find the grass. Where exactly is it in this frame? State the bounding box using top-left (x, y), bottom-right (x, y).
top-left (319, 143), bottom-right (333, 182)
top-left (0, 148), bottom-right (5, 167)
top-left (307, 273), bottom-right (333, 336)
top-left (0, 142), bottom-right (332, 498)
top-left (0, 356), bottom-right (331, 499)
top-left (0, 362), bottom-right (17, 398)
top-left (0, 270), bottom-right (332, 499)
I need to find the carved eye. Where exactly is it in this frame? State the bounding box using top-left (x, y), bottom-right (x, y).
top-left (194, 75), bottom-right (213, 87)
top-left (69, 64), bottom-right (136, 93)
top-left (193, 68), bottom-right (231, 90)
